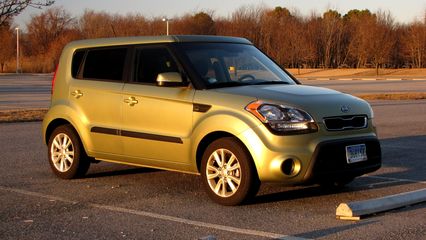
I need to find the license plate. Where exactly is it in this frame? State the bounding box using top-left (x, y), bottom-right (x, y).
top-left (345, 144), bottom-right (367, 164)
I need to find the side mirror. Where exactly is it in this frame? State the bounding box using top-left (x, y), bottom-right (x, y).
top-left (156, 72), bottom-right (186, 87)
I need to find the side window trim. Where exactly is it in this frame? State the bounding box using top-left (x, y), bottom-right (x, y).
top-left (75, 50), bottom-right (87, 79)
top-left (122, 45), bottom-right (135, 84)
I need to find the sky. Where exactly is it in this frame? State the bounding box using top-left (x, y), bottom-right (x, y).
top-left (14, 0), bottom-right (426, 30)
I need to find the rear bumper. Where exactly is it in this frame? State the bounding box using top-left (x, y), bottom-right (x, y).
top-left (303, 136), bottom-right (382, 183)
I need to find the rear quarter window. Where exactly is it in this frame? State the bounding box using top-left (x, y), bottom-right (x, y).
top-left (81, 48), bottom-right (127, 81)
top-left (71, 50), bottom-right (85, 78)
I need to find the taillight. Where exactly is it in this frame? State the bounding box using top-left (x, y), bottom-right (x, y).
top-left (51, 65), bottom-right (58, 95)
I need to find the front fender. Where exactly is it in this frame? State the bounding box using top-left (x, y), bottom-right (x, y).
top-left (190, 109), bottom-right (262, 171)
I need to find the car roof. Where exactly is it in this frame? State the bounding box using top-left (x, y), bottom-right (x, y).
top-left (65, 35), bottom-right (252, 50)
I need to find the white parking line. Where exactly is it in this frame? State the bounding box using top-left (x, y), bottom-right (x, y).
top-left (0, 186), bottom-right (78, 204)
top-left (0, 186), bottom-right (309, 240)
top-left (364, 175), bottom-right (426, 184)
top-left (357, 179), bottom-right (403, 188)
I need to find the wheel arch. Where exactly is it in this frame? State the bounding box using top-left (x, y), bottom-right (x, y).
top-left (44, 118), bottom-right (73, 144)
top-left (195, 131), bottom-right (257, 176)
top-left (197, 132), bottom-right (261, 205)
top-left (42, 102), bottom-right (94, 156)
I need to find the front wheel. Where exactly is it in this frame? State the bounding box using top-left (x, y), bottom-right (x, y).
top-left (201, 137), bottom-right (259, 206)
top-left (47, 124), bottom-right (90, 179)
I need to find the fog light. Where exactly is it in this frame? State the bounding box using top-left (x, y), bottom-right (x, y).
top-left (281, 158), bottom-right (301, 176)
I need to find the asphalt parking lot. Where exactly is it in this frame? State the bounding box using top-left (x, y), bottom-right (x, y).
top-left (0, 74), bottom-right (425, 239)
top-left (0, 74), bottom-right (51, 110)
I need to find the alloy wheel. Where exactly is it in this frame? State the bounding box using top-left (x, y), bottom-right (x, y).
top-left (50, 133), bottom-right (74, 172)
top-left (206, 148), bottom-right (242, 198)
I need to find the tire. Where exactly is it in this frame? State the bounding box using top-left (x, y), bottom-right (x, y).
top-left (201, 137), bottom-right (260, 206)
top-left (47, 124), bottom-right (90, 179)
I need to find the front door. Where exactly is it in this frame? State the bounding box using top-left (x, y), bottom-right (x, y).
top-left (121, 46), bottom-right (194, 170)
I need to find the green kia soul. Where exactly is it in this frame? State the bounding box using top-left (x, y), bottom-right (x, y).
top-left (42, 35), bottom-right (381, 205)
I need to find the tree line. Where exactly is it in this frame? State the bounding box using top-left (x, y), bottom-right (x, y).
top-left (0, 5), bottom-right (425, 73)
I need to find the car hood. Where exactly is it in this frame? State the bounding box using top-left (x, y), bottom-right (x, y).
top-left (213, 84), bottom-right (373, 119)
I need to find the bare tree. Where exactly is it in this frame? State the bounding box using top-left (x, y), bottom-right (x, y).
top-left (343, 9), bottom-right (376, 68)
top-left (260, 7), bottom-right (292, 66)
top-left (1, 4), bottom-right (424, 72)
top-left (318, 10), bottom-right (344, 68)
top-left (26, 6), bottom-right (74, 52)
top-left (369, 11), bottom-right (396, 73)
top-left (25, 6), bottom-right (75, 71)
top-left (304, 13), bottom-right (322, 68)
top-left (0, 0), bottom-right (54, 26)
top-left (110, 14), bottom-right (149, 36)
top-left (0, 23), bottom-right (14, 72)
top-left (217, 5), bottom-right (266, 46)
top-left (402, 22), bottom-right (426, 68)
top-left (260, 7), bottom-right (312, 68)
top-left (173, 11), bottom-right (216, 35)
top-left (78, 10), bottom-right (114, 38)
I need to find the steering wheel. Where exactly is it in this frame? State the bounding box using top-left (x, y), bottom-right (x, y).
top-left (238, 74), bottom-right (256, 82)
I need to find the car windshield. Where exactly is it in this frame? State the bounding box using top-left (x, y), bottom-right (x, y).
top-left (176, 43), bottom-right (296, 89)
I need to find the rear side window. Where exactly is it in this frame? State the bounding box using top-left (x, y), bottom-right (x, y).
top-left (81, 48), bottom-right (127, 81)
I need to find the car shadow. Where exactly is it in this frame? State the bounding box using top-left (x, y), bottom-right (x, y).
top-left (85, 166), bottom-right (161, 179)
top-left (79, 135), bottom-right (425, 205)
top-left (372, 135), bottom-right (426, 182)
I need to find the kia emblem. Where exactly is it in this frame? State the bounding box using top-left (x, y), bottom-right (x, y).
top-left (341, 105), bottom-right (350, 113)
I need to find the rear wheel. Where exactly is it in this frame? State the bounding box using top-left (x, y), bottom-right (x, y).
top-left (201, 137), bottom-right (259, 206)
top-left (48, 124), bottom-right (90, 179)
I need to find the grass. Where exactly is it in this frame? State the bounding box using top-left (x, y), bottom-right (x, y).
top-left (356, 93), bottom-right (426, 101)
top-left (0, 108), bottom-right (48, 123)
top-left (287, 68), bottom-right (426, 78)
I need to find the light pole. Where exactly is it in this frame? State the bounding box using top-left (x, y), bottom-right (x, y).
top-left (162, 18), bottom-right (172, 35)
top-left (15, 27), bottom-right (20, 73)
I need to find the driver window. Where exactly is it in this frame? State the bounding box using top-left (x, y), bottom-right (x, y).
top-left (134, 47), bottom-right (178, 84)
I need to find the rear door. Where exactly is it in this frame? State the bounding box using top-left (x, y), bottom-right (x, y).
top-left (69, 47), bottom-right (129, 157)
top-left (121, 45), bottom-right (194, 169)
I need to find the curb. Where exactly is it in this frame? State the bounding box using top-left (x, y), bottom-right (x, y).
top-left (336, 188), bottom-right (426, 220)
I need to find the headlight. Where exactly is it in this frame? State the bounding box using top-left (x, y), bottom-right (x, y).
top-left (245, 100), bottom-right (318, 135)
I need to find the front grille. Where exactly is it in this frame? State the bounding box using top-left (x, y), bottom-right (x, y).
top-left (323, 115), bottom-right (367, 131)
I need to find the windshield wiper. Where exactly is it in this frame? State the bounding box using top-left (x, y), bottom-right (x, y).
top-left (207, 81), bottom-right (248, 89)
top-left (249, 81), bottom-right (291, 85)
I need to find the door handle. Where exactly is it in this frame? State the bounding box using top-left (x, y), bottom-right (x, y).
top-left (124, 96), bottom-right (138, 106)
top-left (71, 90), bottom-right (83, 99)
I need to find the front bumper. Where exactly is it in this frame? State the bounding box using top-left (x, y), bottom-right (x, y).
top-left (239, 123), bottom-right (381, 184)
top-left (302, 136), bottom-right (381, 184)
